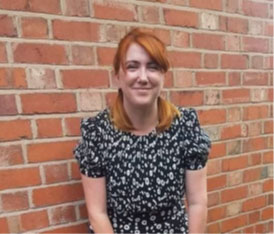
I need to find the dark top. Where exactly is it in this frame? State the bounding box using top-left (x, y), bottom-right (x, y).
top-left (74, 107), bottom-right (211, 234)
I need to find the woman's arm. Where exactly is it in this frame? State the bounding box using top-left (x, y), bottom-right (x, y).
top-left (185, 166), bottom-right (208, 234)
top-left (81, 174), bottom-right (114, 234)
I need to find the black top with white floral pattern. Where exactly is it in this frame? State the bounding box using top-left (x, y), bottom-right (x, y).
top-left (74, 107), bottom-right (211, 234)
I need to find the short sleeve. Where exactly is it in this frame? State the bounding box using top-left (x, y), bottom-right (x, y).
top-left (73, 118), bottom-right (105, 177)
top-left (183, 108), bottom-right (211, 170)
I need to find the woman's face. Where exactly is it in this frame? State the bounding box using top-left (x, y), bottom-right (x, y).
top-left (117, 43), bottom-right (165, 108)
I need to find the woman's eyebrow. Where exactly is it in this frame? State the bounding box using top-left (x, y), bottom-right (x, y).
top-left (125, 60), bottom-right (139, 64)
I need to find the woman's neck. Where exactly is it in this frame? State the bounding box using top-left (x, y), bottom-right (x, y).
top-left (123, 101), bottom-right (158, 134)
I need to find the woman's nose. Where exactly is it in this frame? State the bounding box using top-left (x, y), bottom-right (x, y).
top-left (138, 68), bottom-right (148, 83)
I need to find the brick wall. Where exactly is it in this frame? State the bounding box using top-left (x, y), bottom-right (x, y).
top-left (0, 0), bottom-right (273, 233)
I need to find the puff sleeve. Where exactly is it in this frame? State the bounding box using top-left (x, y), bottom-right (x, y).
top-left (184, 109), bottom-right (211, 170)
top-left (73, 117), bottom-right (105, 177)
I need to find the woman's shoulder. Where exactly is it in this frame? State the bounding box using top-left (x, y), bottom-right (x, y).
top-left (176, 106), bottom-right (199, 123)
top-left (80, 108), bottom-right (110, 133)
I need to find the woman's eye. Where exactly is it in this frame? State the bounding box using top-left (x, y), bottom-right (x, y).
top-left (148, 66), bottom-right (159, 71)
top-left (126, 65), bottom-right (138, 70)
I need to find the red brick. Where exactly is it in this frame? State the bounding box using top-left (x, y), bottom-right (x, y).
top-left (44, 163), bottom-right (69, 184)
top-left (243, 137), bottom-right (267, 152)
top-left (105, 92), bottom-right (118, 107)
top-left (169, 51), bottom-right (201, 68)
top-left (208, 206), bottom-right (226, 222)
top-left (28, 68), bottom-right (56, 89)
top-left (0, 42), bottom-right (7, 62)
top-left (227, 107), bottom-right (241, 122)
top-left (243, 167), bottom-right (262, 182)
top-left (221, 54), bottom-right (248, 69)
top-left (196, 72), bottom-right (226, 86)
top-left (170, 91), bottom-right (203, 106)
top-left (0, 0), bottom-right (60, 13)
top-left (32, 183), bottom-right (84, 207)
top-left (221, 186), bottom-right (248, 203)
top-left (0, 119), bottom-right (32, 142)
top-left (243, 0), bottom-right (269, 18)
top-left (204, 54), bottom-right (218, 68)
top-left (262, 207), bottom-right (273, 220)
top-left (226, 140), bottom-right (241, 156)
top-left (42, 223), bottom-right (89, 234)
top-left (62, 69), bottom-right (109, 88)
top-left (207, 159), bottom-right (221, 175)
top-left (0, 145), bottom-right (23, 167)
top-left (0, 95), bottom-right (17, 115)
top-left (209, 143), bottom-right (226, 159)
top-left (247, 122), bottom-right (262, 137)
top-left (13, 43), bottom-right (67, 64)
top-left (226, 0), bottom-right (239, 13)
top-left (190, 0), bottom-right (222, 10)
top-left (79, 203), bottom-right (88, 219)
top-left (0, 15), bottom-right (17, 36)
top-left (50, 205), bottom-right (76, 225)
top-left (263, 179), bottom-right (273, 192)
top-left (93, 0), bottom-right (137, 21)
top-left (198, 109), bottom-right (226, 125)
top-left (164, 9), bottom-right (198, 28)
top-left (255, 223), bottom-right (266, 233)
top-left (64, 0), bottom-right (89, 16)
top-left (174, 71), bottom-right (192, 88)
top-left (264, 120), bottom-right (273, 134)
top-left (243, 37), bottom-right (269, 53)
top-left (207, 223), bottom-right (220, 233)
top-left (263, 151), bottom-right (273, 163)
top-left (0, 0), bottom-right (27, 10)
top-left (193, 33), bottom-right (225, 50)
top-left (264, 56), bottom-right (273, 70)
top-left (2, 191), bottom-right (29, 211)
top-left (221, 124), bottom-right (244, 140)
top-left (71, 45), bottom-right (95, 65)
top-left (0, 167), bottom-right (41, 190)
top-left (242, 196), bottom-right (266, 212)
top-left (152, 29), bottom-right (171, 46)
top-left (208, 175), bottom-right (227, 191)
top-left (0, 67), bottom-right (27, 89)
top-left (36, 118), bottom-right (62, 138)
top-left (208, 191), bottom-right (220, 207)
top-left (264, 22), bottom-right (273, 36)
top-left (222, 89), bottom-right (250, 104)
top-left (227, 17), bottom-right (248, 34)
top-left (53, 20), bottom-right (99, 42)
top-left (243, 105), bottom-right (269, 120)
top-left (97, 47), bottom-right (116, 66)
top-left (71, 161), bottom-right (81, 180)
top-left (140, 5), bottom-right (160, 24)
top-left (243, 72), bottom-right (268, 86)
top-left (226, 35), bottom-right (241, 51)
top-left (163, 71), bottom-right (173, 88)
top-left (27, 140), bottom-right (77, 163)
top-left (249, 153), bottom-right (261, 166)
top-left (222, 155), bottom-right (248, 171)
top-left (21, 210), bottom-right (49, 231)
top-left (21, 17), bottom-right (48, 39)
top-left (104, 24), bottom-right (127, 43)
top-left (21, 93), bottom-right (76, 114)
top-left (249, 210), bottom-right (260, 224)
top-left (221, 214), bottom-right (248, 233)
top-left (0, 217), bottom-right (9, 233)
top-left (65, 117), bottom-right (81, 136)
top-left (251, 56), bottom-right (264, 69)
top-left (172, 31), bottom-right (189, 48)
top-left (228, 72), bottom-right (241, 86)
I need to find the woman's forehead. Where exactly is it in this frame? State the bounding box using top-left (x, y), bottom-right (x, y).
top-left (125, 43), bottom-right (151, 62)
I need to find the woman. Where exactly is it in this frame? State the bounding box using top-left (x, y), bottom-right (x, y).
top-left (74, 28), bottom-right (211, 234)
